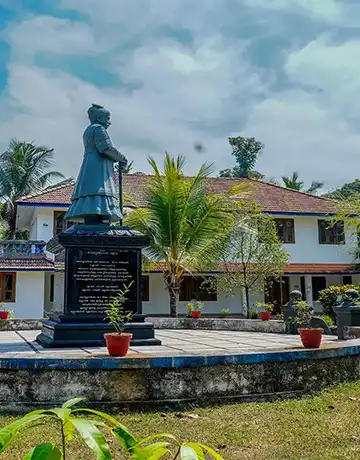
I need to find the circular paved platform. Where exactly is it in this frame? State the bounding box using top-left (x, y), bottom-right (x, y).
top-left (1, 329), bottom-right (360, 413)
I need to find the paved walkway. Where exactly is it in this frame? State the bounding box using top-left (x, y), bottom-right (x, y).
top-left (0, 329), bottom-right (357, 358)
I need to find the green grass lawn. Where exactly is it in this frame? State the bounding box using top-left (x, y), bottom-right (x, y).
top-left (2, 382), bottom-right (360, 459)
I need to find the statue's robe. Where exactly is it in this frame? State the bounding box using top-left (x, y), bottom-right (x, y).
top-left (65, 123), bottom-right (121, 223)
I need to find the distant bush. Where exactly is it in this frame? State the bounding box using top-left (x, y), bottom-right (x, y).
top-left (220, 308), bottom-right (230, 318)
top-left (249, 309), bottom-right (260, 319)
top-left (318, 285), bottom-right (359, 321)
top-left (320, 314), bottom-right (335, 327)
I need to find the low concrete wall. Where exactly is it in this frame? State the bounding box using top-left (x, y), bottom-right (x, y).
top-left (149, 317), bottom-right (286, 333)
top-left (0, 319), bottom-right (43, 331)
top-left (0, 318), bottom-right (286, 333)
top-left (2, 345), bottom-right (360, 413)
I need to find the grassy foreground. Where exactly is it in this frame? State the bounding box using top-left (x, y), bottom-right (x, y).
top-left (2, 383), bottom-right (360, 459)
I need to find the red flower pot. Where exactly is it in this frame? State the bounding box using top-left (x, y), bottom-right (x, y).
top-left (0, 311), bottom-right (9, 320)
top-left (104, 333), bottom-right (133, 357)
top-left (299, 328), bottom-right (323, 348)
top-left (259, 311), bottom-right (271, 321)
top-left (191, 310), bottom-right (201, 319)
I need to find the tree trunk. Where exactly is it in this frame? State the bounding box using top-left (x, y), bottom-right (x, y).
top-left (245, 286), bottom-right (250, 319)
top-left (7, 205), bottom-right (17, 240)
top-left (169, 288), bottom-right (178, 318)
top-left (165, 272), bottom-right (179, 317)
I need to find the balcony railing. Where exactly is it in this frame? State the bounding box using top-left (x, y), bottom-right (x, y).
top-left (0, 240), bottom-right (47, 258)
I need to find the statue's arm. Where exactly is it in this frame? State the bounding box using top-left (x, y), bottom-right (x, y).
top-left (94, 126), bottom-right (127, 166)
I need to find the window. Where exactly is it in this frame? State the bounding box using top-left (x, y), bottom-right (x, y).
top-left (0, 273), bottom-right (16, 302)
top-left (275, 219), bottom-right (295, 243)
top-left (312, 276), bottom-right (326, 301)
top-left (343, 275), bottom-right (352, 286)
top-left (53, 211), bottom-right (73, 236)
top-left (142, 276), bottom-right (149, 302)
top-left (318, 220), bottom-right (345, 244)
top-left (179, 276), bottom-right (217, 302)
top-left (49, 275), bottom-right (55, 303)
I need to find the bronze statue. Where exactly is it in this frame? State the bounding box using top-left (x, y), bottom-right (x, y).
top-left (65, 104), bottom-right (127, 225)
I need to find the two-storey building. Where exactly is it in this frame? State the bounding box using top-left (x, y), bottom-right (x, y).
top-left (1, 174), bottom-right (358, 318)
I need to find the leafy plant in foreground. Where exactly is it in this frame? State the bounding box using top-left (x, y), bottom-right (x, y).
top-left (0, 398), bottom-right (224, 459)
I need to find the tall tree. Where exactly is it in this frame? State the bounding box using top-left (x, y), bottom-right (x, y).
top-left (125, 153), bottom-right (241, 317)
top-left (282, 172), bottom-right (323, 194)
top-left (219, 136), bottom-right (264, 179)
top-left (325, 179), bottom-right (360, 200)
top-left (210, 208), bottom-right (289, 317)
top-left (0, 140), bottom-right (64, 239)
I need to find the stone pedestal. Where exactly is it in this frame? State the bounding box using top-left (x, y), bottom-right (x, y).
top-left (335, 289), bottom-right (360, 340)
top-left (37, 225), bottom-right (161, 348)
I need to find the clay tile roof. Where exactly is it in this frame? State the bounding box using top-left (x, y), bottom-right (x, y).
top-left (17, 174), bottom-right (339, 215)
top-left (0, 258), bottom-right (54, 271)
top-left (284, 263), bottom-right (360, 274)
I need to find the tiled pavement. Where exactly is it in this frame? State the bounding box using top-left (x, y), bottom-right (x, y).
top-left (0, 329), bottom-right (358, 358)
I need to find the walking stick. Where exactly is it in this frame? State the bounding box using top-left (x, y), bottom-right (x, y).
top-left (118, 163), bottom-right (123, 227)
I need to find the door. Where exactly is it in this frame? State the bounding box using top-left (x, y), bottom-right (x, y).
top-left (265, 277), bottom-right (289, 314)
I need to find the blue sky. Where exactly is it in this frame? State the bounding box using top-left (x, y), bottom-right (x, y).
top-left (0, 0), bottom-right (360, 191)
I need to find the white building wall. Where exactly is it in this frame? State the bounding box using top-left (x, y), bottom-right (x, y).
top-left (275, 215), bottom-right (356, 264)
top-left (143, 273), bottom-right (245, 316)
top-left (34, 207), bottom-right (68, 242)
top-left (8, 272), bottom-right (45, 319)
top-left (29, 213), bottom-right (38, 240)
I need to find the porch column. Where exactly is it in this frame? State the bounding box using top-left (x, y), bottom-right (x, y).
top-left (304, 275), bottom-right (313, 306)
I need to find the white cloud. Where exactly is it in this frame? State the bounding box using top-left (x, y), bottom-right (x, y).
top-left (1, 0), bottom-right (360, 190)
top-left (6, 16), bottom-right (98, 61)
top-left (242, 0), bottom-right (349, 25)
top-left (285, 36), bottom-right (360, 120)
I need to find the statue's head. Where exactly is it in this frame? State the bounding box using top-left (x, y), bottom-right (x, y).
top-left (87, 104), bottom-right (111, 128)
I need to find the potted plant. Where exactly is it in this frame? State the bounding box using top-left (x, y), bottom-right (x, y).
top-left (104, 283), bottom-right (133, 357)
top-left (188, 300), bottom-right (204, 318)
top-left (256, 302), bottom-right (273, 321)
top-left (292, 300), bottom-right (323, 348)
top-left (220, 308), bottom-right (230, 318)
top-left (0, 305), bottom-right (13, 320)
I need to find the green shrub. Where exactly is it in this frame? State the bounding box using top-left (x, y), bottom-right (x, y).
top-left (0, 398), bottom-right (224, 459)
top-left (320, 314), bottom-right (334, 327)
top-left (318, 285), bottom-right (359, 321)
top-left (249, 309), bottom-right (259, 319)
top-left (220, 308), bottom-right (230, 318)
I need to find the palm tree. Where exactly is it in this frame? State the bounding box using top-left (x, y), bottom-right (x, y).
top-left (307, 180), bottom-right (324, 194)
top-left (282, 172), bottom-right (323, 194)
top-left (114, 160), bottom-right (134, 174)
top-left (125, 153), bottom-right (239, 317)
top-left (281, 172), bottom-right (303, 191)
top-left (0, 140), bottom-right (64, 239)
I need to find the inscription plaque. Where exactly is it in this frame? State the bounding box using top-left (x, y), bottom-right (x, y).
top-left (65, 248), bottom-right (138, 315)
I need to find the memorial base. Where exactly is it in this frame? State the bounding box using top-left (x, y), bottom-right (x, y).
top-left (36, 314), bottom-right (161, 348)
top-left (36, 225), bottom-right (161, 348)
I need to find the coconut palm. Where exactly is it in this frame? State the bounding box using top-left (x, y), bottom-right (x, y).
top-left (282, 172), bottom-right (323, 194)
top-left (125, 153), bottom-right (240, 317)
top-left (0, 139), bottom-right (64, 239)
top-left (281, 172), bottom-right (304, 191)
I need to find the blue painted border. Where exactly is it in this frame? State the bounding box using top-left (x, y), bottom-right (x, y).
top-left (17, 203), bottom-right (69, 208)
top-left (1, 344), bottom-right (360, 370)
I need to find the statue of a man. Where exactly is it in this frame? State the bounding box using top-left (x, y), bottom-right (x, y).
top-left (65, 104), bottom-right (127, 225)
